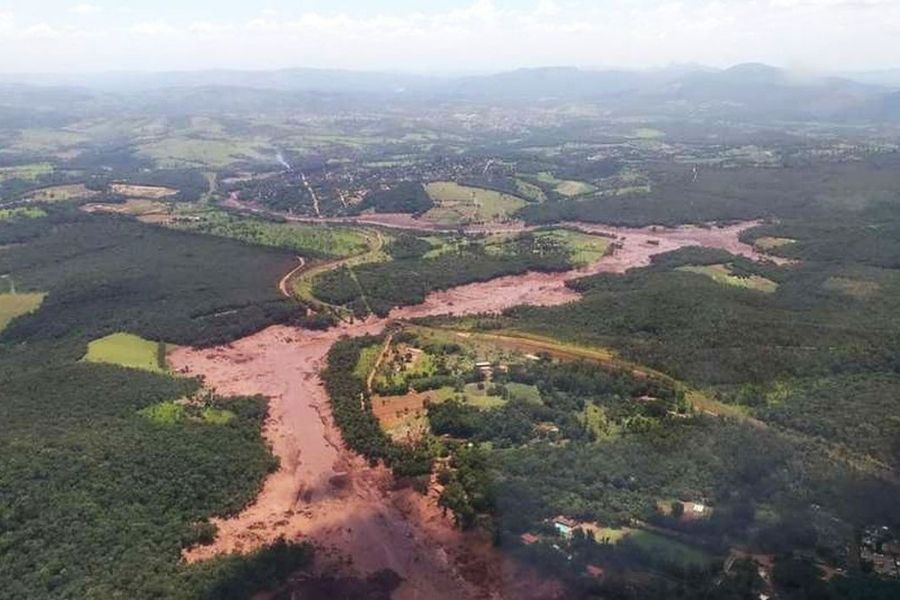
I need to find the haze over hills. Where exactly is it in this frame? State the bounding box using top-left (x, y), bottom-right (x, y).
top-left (1, 63), bottom-right (898, 122)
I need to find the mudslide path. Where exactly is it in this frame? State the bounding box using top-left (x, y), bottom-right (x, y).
top-left (169, 219), bottom-right (777, 599)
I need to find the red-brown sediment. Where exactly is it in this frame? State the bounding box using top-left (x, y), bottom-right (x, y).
top-left (170, 218), bottom-right (776, 599)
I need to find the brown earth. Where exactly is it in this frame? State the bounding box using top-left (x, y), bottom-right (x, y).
top-left (170, 217), bottom-right (777, 599)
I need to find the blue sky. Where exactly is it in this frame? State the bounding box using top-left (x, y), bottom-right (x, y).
top-left (1, 1), bottom-right (899, 73)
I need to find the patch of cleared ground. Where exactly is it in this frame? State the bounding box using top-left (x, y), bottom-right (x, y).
top-left (425, 181), bottom-right (526, 225)
top-left (0, 207), bottom-right (46, 221)
top-left (823, 276), bottom-right (880, 299)
top-left (110, 183), bottom-right (178, 199)
top-left (536, 228), bottom-right (610, 267)
top-left (535, 172), bottom-right (596, 197)
top-left (0, 292), bottom-right (45, 332)
top-left (753, 236), bottom-right (795, 251)
top-left (84, 332), bottom-right (166, 372)
top-left (590, 526), bottom-right (712, 568)
top-left (24, 184), bottom-right (98, 202)
top-left (678, 263), bottom-right (778, 293)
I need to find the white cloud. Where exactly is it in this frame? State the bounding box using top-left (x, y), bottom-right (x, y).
top-left (130, 21), bottom-right (178, 36)
top-left (70, 3), bottom-right (102, 15)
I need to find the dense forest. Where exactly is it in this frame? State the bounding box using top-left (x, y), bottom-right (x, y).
top-left (0, 208), bottom-right (313, 598)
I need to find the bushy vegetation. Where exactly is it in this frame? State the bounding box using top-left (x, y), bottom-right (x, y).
top-left (355, 182), bottom-right (433, 215)
top-left (312, 233), bottom-right (571, 317)
top-left (0, 210), bottom-right (313, 598)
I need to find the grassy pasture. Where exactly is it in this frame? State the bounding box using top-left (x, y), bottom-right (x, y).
top-left (506, 382), bottom-right (542, 404)
top-left (110, 183), bottom-right (178, 199)
top-left (678, 263), bottom-right (778, 293)
top-left (536, 229), bottom-right (610, 267)
top-left (0, 207), bottom-right (47, 221)
top-left (171, 210), bottom-right (371, 259)
top-left (753, 236), bottom-right (795, 251)
top-left (0, 292), bottom-right (45, 332)
top-left (137, 137), bottom-right (268, 168)
top-left (0, 162), bottom-right (53, 182)
top-left (590, 526), bottom-right (712, 568)
top-left (425, 181), bottom-right (526, 224)
top-left (535, 171), bottom-right (596, 197)
top-left (84, 332), bottom-right (166, 373)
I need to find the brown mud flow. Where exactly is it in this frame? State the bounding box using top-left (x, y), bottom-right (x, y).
top-left (169, 219), bottom-right (776, 599)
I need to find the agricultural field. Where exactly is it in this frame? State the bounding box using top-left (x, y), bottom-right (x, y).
top-left (424, 181), bottom-right (526, 224)
top-left (590, 527), bottom-right (713, 568)
top-left (23, 183), bottom-right (98, 203)
top-left (110, 182), bottom-right (178, 199)
top-left (137, 136), bottom-right (269, 168)
top-left (753, 236), bottom-right (795, 251)
top-left (535, 229), bottom-right (610, 267)
top-left (0, 291), bottom-right (44, 332)
top-left (534, 171), bottom-right (597, 197)
top-left (168, 210), bottom-right (372, 258)
top-left (677, 263), bottom-right (778, 293)
top-left (83, 332), bottom-right (167, 373)
top-left (0, 206), bottom-right (46, 221)
top-left (0, 162), bottom-right (53, 182)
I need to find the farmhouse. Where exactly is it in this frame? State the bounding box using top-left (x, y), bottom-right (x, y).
top-left (553, 516), bottom-right (578, 538)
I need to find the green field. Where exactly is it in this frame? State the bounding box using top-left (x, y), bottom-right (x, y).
top-left (592, 527), bottom-right (712, 568)
top-left (505, 382), bottom-right (542, 404)
top-left (0, 207), bottom-right (47, 221)
top-left (0, 292), bottom-right (45, 332)
top-left (425, 181), bottom-right (526, 224)
top-left (536, 229), bottom-right (610, 267)
top-left (678, 263), bottom-right (778, 293)
top-left (0, 162), bottom-right (53, 182)
top-left (753, 236), bottom-right (796, 250)
top-left (535, 172), bottom-right (596, 197)
top-left (354, 343), bottom-right (383, 381)
top-left (137, 137), bottom-right (268, 168)
top-left (170, 210), bottom-right (371, 258)
top-left (84, 332), bottom-right (166, 372)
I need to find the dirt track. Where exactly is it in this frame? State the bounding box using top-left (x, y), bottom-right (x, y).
top-left (170, 218), bottom-right (775, 599)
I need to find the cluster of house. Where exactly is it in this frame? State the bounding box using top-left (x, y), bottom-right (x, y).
top-left (860, 525), bottom-right (900, 578)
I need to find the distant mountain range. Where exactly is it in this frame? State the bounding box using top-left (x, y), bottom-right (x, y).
top-left (1, 63), bottom-right (900, 121)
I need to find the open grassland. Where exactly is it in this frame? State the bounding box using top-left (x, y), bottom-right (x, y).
top-left (678, 263), bottom-right (778, 293)
top-left (172, 210), bottom-right (372, 259)
top-left (425, 181), bottom-right (526, 224)
top-left (535, 171), bottom-right (596, 197)
top-left (84, 332), bottom-right (166, 373)
top-left (536, 228), bottom-right (610, 267)
top-left (0, 162), bottom-right (53, 182)
top-left (137, 136), bottom-right (268, 168)
top-left (0, 207), bottom-right (46, 221)
top-left (14, 129), bottom-right (89, 154)
top-left (0, 292), bottom-right (44, 332)
top-left (591, 527), bottom-right (713, 568)
top-left (24, 183), bottom-right (98, 202)
top-left (753, 236), bottom-right (796, 251)
top-left (110, 183), bottom-right (178, 199)
top-left (139, 400), bottom-right (237, 426)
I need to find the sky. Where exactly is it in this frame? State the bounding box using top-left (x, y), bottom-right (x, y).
top-left (0, 0), bottom-right (899, 74)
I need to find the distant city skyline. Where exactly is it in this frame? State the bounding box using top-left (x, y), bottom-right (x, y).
top-left (1, 1), bottom-right (900, 74)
